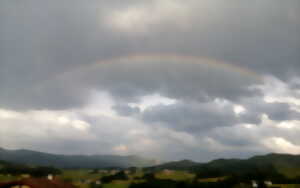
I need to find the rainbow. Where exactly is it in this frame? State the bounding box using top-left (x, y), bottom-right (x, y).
top-left (34, 53), bottom-right (261, 92)
top-left (62, 53), bottom-right (259, 78)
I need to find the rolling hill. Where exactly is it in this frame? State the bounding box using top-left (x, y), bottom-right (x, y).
top-left (146, 153), bottom-right (300, 178)
top-left (0, 148), bottom-right (158, 169)
top-left (1, 147), bottom-right (300, 178)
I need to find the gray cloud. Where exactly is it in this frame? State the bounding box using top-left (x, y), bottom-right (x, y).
top-left (139, 96), bottom-right (300, 134)
top-left (242, 99), bottom-right (300, 122)
top-left (112, 104), bottom-right (140, 116)
top-left (1, 0), bottom-right (299, 110)
top-left (141, 101), bottom-right (237, 132)
top-left (0, 0), bottom-right (300, 161)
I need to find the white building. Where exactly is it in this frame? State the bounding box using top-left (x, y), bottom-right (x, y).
top-left (264, 181), bottom-right (272, 186)
top-left (251, 180), bottom-right (258, 188)
top-left (47, 174), bottom-right (53, 180)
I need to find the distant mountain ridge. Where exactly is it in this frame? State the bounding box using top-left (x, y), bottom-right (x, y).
top-left (0, 148), bottom-right (158, 169)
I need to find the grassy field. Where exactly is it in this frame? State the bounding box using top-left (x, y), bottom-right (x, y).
top-left (277, 167), bottom-right (300, 179)
top-left (198, 176), bottom-right (227, 183)
top-left (102, 180), bottom-right (131, 188)
top-left (60, 170), bottom-right (222, 187)
top-left (271, 185), bottom-right (300, 188)
top-left (60, 169), bottom-right (102, 180)
top-left (61, 170), bottom-right (195, 187)
top-left (155, 170), bottom-right (195, 181)
top-left (0, 174), bottom-right (19, 182)
top-left (75, 183), bottom-right (90, 188)
top-left (59, 169), bottom-right (103, 188)
top-left (2, 169), bottom-right (300, 188)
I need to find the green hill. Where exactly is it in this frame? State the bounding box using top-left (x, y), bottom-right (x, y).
top-left (146, 153), bottom-right (300, 179)
top-left (2, 147), bottom-right (300, 179)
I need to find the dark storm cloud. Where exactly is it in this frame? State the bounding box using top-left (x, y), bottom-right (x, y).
top-left (138, 96), bottom-right (300, 134)
top-left (1, 0), bottom-right (300, 160)
top-left (83, 60), bottom-right (259, 104)
top-left (239, 98), bottom-right (300, 122)
top-left (0, 0), bottom-right (143, 109)
top-left (141, 101), bottom-right (238, 132)
top-left (0, 0), bottom-right (299, 110)
top-left (100, 0), bottom-right (300, 79)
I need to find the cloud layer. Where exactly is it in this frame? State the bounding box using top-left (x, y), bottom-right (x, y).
top-left (0, 0), bottom-right (300, 161)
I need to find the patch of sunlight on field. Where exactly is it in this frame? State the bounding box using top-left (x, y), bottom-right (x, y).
top-left (155, 170), bottom-right (195, 181)
top-left (198, 176), bottom-right (227, 183)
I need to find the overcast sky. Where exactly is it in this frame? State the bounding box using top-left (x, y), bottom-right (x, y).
top-left (0, 0), bottom-right (300, 162)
